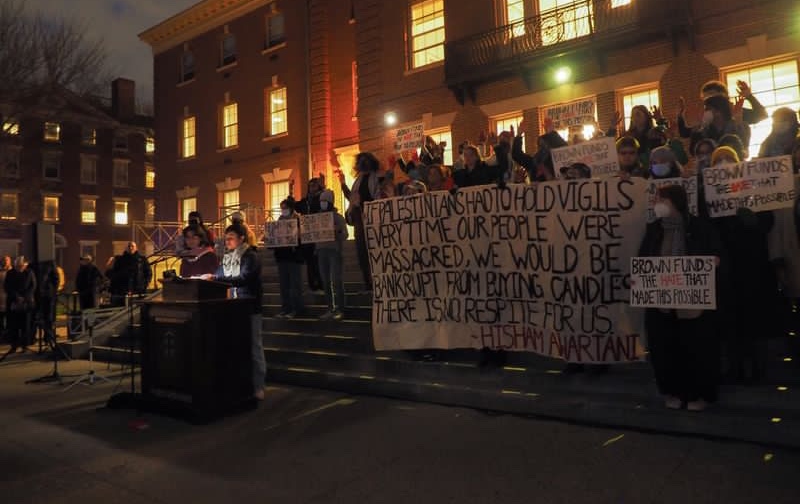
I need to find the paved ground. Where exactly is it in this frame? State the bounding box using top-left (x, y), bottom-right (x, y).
top-left (1, 354), bottom-right (799, 504)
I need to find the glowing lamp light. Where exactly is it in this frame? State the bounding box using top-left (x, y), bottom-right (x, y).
top-left (784, 357), bottom-right (793, 362)
top-left (384, 112), bottom-right (398, 127)
top-left (554, 66), bottom-right (572, 84)
top-left (771, 417), bottom-right (782, 423)
top-left (777, 386), bottom-right (788, 391)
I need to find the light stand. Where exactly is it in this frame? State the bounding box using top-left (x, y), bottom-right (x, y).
top-left (105, 293), bottom-right (142, 409)
top-left (26, 305), bottom-right (71, 385)
top-left (64, 310), bottom-right (111, 390)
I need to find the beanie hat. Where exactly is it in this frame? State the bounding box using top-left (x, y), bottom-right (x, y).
top-left (710, 146), bottom-right (740, 166)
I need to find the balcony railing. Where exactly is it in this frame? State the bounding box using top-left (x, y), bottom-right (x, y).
top-left (445, 0), bottom-right (647, 86)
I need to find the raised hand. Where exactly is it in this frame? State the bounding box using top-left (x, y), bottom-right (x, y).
top-left (509, 124), bottom-right (515, 138)
top-left (517, 118), bottom-right (527, 134)
top-left (677, 96), bottom-right (686, 117)
top-left (736, 80), bottom-right (752, 98)
top-left (651, 105), bottom-right (664, 122)
top-left (733, 95), bottom-right (745, 122)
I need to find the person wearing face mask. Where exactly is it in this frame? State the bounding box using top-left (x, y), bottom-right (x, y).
top-left (759, 107), bottom-right (800, 158)
top-left (315, 190), bottom-right (348, 321)
top-left (639, 185), bottom-right (724, 411)
top-left (648, 146), bottom-right (682, 179)
top-left (687, 95), bottom-right (751, 159)
top-left (273, 198), bottom-right (305, 319)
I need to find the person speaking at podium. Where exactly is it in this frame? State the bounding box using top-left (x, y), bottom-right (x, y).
top-left (178, 224), bottom-right (218, 277)
top-left (202, 223), bottom-right (266, 400)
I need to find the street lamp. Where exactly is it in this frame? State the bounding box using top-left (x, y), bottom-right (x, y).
top-left (384, 112), bottom-right (398, 127)
top-left (554, 66), bottom-right (572, 84)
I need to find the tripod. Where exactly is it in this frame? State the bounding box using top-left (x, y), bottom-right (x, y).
top-left (26, 309), bottom-right (71, 385)
top-left (64, 310), bottom-right (111, 390)
top-left (106, 293), bottom-right (142, 409)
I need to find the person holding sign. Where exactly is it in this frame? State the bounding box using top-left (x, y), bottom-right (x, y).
top-left (316, 190), bottom-right (348, 320)
top-left (273, 198), bottom-right (305, 318)
top-left (452, 144), bottom-right (506, 188)
top-left (638, 185), bottom-right (724, 411)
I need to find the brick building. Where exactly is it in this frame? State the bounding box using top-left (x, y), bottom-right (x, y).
top-left (141, 0), bottom-right (798, 224)
top-left (0, 79), bottom-right (155, 285)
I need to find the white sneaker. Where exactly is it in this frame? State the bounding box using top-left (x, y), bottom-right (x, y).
top-left (319, 311), bottom-right (334, 321)
top-left (332, 311), bottom-right (344, 321)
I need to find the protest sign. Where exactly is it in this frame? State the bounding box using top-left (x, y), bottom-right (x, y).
top-left (300, 212), bottom-right (335, 244)
top-left (364, 179), bottom-right (649, 363)
top-left (542, 99), bottom-right (596, 129)
top-left (550, 136), bottom-right (620, 178)
top-left (263, 219), bottom-right (298, 248)
top-left (394, 122), bottom-right (425, 153)
top-left (645, 176), bottom-right (698, 222)
top-left (630, 256), bottom-right (716, 310)
top-left (702, 155), bottom-right (795, 217)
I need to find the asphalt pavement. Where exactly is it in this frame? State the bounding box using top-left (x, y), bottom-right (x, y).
top-left (1, 355), bottom-right (799, 504)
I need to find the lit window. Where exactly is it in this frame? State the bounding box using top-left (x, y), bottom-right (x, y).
top-left (269, 181), bottom-right (289, 217)
top-left (114, 200), bottom-right (129, 225)
top-left (80, 156), bottom-right (97, 184)
top-left (0, 193), bottom-right (18, 220)
top-left (181, 50), bottom-right (195, 82)
top-left (146, 136), bottom-right (155, 154)
top-left (555, 124), bottom-right (597, 143)
top-left (222, 102), bottom-right (239, 148)
top-left (494, 114), bottom-right (525, 151)
top-left (621, 87), bottom-right (660, 132)
top-left (539, 0), bottom-right (593, 46)
top-left (113, 160), bottom-right (129, 187)
top-left (425, 129), bottom-right (453, 166)
top-left (222, 190), bottom-right (240, 225)
top-left (1, 146), bottom-right (21, 178)
top-left (144, 199), bottom-right (155, 224)
top-left (268, 87), bottom-right (288, 136)
top-left (3, 120), bottom-right (19, 135)
top-left (221, 34), bottom-right (237, 66)
top-left (506, 0), bottom-right (525, 37)
top-left (409, 0), bottom-right (445, 69)
top-left (266, 12), bottom-right (285, 48)
top-left (80, 198), bottom-right (97, 224)
top-left (726, 60), bottom-right (800, 159)
top-left (182, 116), bottom-right (196, 158)
top-left (82, 127), bottom-right (96, 145)
top-left (145, 165), bottom-right (155, 189)
top-left (44, 122), bottom-right (60, 142)
top-left (181, 197), bottom-right (197, 223)
top-left (43, 196), bottom-right (59, 222)
top-left (611, 0), bottom-right (632, 7)
top-left (42, 153), bottom-right (61, 179)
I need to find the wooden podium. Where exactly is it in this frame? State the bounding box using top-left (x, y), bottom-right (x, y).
top-left (140, 278), bottom-right (256, 421)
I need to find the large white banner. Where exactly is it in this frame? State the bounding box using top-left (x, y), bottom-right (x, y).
top-left (702, 155), bottom-right (795, 217)
top-left (364, 180), bottom-right (649, 363)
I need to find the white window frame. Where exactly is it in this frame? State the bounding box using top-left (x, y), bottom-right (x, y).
top-left (113, 199), bottom-right (129, 226)
top-left (538, 0), bottom-right (593, 47)
top-left (0, 192), bottom-right (18, 221)
top-left (182, 116), bottom-right (196, 158)
top-left (43, 195), bottom-right (60, 222)
top-left (222, 102), bottom-right (239, 148)
top-left (80, 196), bottom-right (98, 225)
top-left (505, 0), bottom-right (526, 37)
top-left (425, 128), bottom-right (454, 166)
top-left (221, 33), bottom-right (237, 66)
top-left (181, 197), bottom-right (197, 223)
top-left (409, 0), bottom-right (446, 70)
top-left (493, 113), bottom-right (525, 152)
top-left (618, 85), bottom-right (660, 133)
top-left (268, 87), bottom-right (288, 136)
top-left (268, 181), bottom-right (290, 217)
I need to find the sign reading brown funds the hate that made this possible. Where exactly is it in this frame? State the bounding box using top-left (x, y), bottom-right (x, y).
top-left (364, 179), bottom-right (650, 364)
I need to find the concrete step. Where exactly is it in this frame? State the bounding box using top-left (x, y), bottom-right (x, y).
top-left (262, 281), bottom-right (369, 293)
top-left (265, 363), bottom-right (800, 449)
top-left (263, 330), bottom-right (371, 353)
top-left (262, 292), bottom-right (373, 307)
top-left (261, 303), bottom-right (371, 319)
top-left (262, 315), bottom-right (371, 338)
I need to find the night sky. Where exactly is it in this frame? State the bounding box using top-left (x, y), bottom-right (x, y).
top-left (26, 0), bottom-right (199, 105)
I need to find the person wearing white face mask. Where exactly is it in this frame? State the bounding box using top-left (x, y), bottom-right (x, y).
top-left (273, 198), bottom-right (304, 319)
top-left (638, 185), bottom-right (724, 412)
top-left (648, 146), bottom-right (681, 179)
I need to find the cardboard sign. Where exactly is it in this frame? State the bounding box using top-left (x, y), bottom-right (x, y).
top-left (300, 212), bottom-right (335, 244)
top-left (551, 137), bottom-right (620, 178)
top-left (263, 219), bottom-right (298, 248)
top-left (542, 99), bottom-right (596, 129)
top-left (394, 122), bottom-right (425, 153)
top-left (630, 256), bottom-right (717, 310)
top-left (702, 155), bottom-right (795, 217)
top-left (364, 179), bottom-right (650, 363)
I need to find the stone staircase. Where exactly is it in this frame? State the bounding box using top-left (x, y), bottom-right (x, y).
top-left (262, 241), bottom-right (800, 448)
